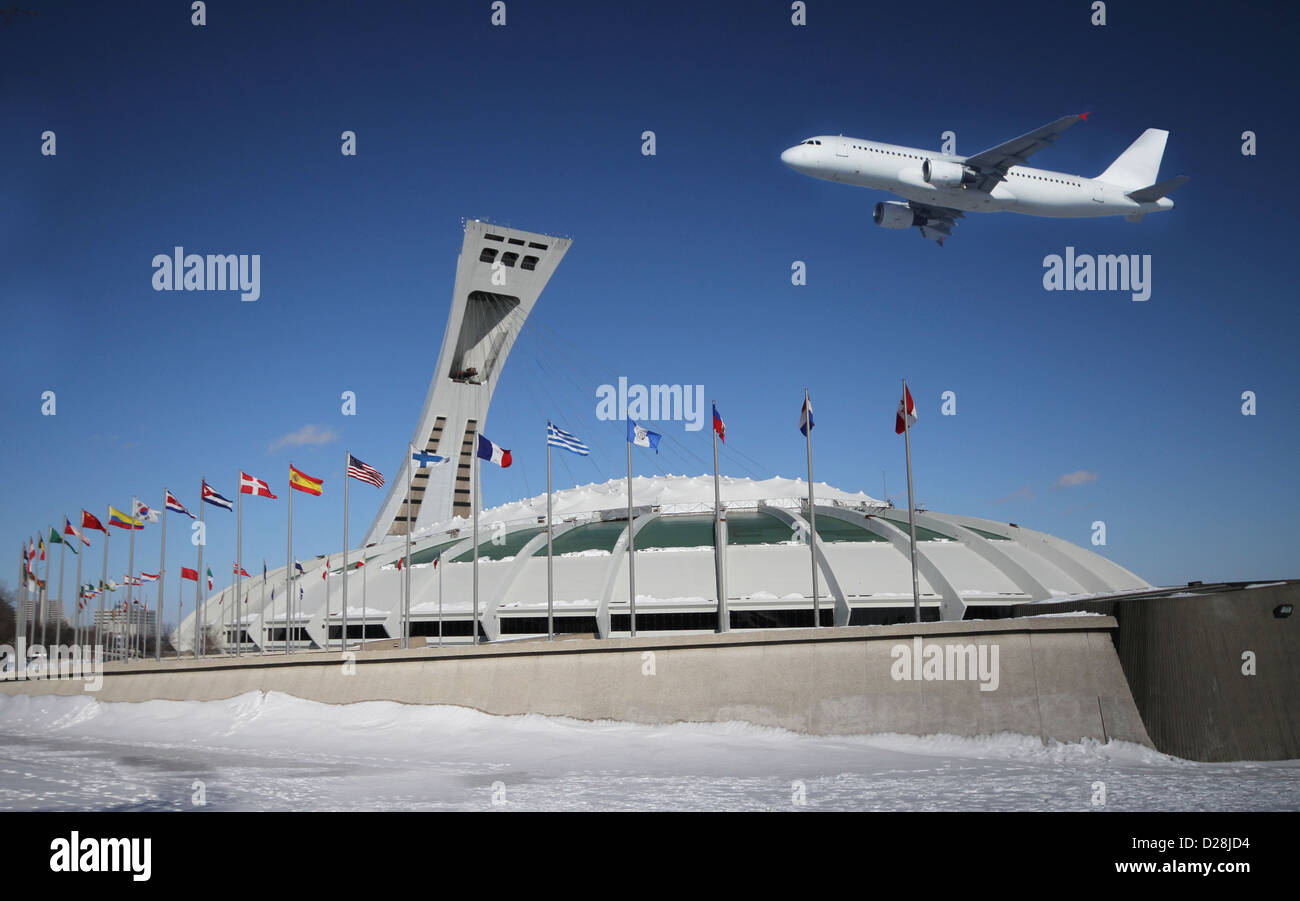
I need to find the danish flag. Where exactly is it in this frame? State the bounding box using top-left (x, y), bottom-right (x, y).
top-left (239, 472), bottom-right (277, 499)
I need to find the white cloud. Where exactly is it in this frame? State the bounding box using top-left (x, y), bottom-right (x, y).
top-left (269, 424), bottom-right (339, 453)
top-left (1054, 470), bottom-right (1098, 489)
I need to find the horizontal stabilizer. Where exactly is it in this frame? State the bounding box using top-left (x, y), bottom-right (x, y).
top-left (1126, 175), bottom-right (1189, 203)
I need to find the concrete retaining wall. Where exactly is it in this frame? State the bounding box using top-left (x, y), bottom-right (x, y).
top-left (1014, 582), bottom-right (1300, 762)
top-left (1, 617), bottom-right (1150, 746)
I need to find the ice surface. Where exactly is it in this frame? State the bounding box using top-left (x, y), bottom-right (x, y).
top-left (1, 692), bottom-right (1296, 812)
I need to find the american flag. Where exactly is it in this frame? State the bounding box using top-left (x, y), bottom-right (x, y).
top-left (346, 454), bottom-right (384, 488)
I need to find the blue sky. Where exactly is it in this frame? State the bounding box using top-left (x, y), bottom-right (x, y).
top-left (2, 0), bottom-right (1297, 608)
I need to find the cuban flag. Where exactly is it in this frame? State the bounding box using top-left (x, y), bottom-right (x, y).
top-left (799, 393), bottom-right (815, 437)
top-left (712, 404), bottom-right (726, 443)
top-left (627, 418), bottom-right (661, 453)
top-left (166, 489), bottom-right (195, 518)
top-left (476, 434), bottom-right (512, 468)
top-left (202, 481), bottom-right (233, 511)
top-left (895, 384), bottom-right (918, 435)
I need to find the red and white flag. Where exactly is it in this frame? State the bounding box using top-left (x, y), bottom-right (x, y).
top-left (240, 472), bottom-right (277, 498)
top-left (233, 563), bottom-right (251, 577)
top-left (895, 385), bottom-right (918, 435)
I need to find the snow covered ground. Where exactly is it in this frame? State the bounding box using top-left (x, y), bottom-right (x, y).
top-left (0, 692), bottom-right (1296, 812)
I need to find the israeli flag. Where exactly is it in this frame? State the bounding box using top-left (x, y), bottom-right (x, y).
top-left (627, 418), bottom-right (662, 453)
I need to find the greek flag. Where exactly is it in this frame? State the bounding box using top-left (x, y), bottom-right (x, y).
top-left (546, 422), bottom-right (589, 456)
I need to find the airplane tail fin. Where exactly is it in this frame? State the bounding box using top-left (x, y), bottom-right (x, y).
top-left (1126, 175), bottom-right (1189, 203)
top-left (1097, 128), bottom-right (1169, 190)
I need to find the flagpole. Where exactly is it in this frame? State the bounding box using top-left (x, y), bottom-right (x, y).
top-left (437, 551), bottom-right (443, 647)
top-left (405, 451), bottom-right (413, 649)
top-left (235, 471), bottom-right (243, 657)
top-left (343, 452), bottom-right (350, 652)
top-left (362, 545), bottom-right (368, 648)
top-left (41, 526), bottom-right (51, 648)
top-left (196, 484), bottom-right (204, 658)
top-left (286, 473), bottom-right (293, 654)
top-left (176, 571), bottom-right (182, 658)
top-left (128, 508), bottom-right (138, 657)
top-left (260, 564), bottom-right (266, 656)
top-left (100, 508), bottom-right (110, 657)
top-left (546, 426), bottom-right (554, 641)
top-left (903, 378), bottom-right (921, 624)
top-left (626, 438), bottom-right (636, 638)
top-left (56, 529), bottom-right (66, 648)
top-left (712, 403), bottom-right (728, 634)
top-left (73, 529), bottom-right (83, 648)
top-left (805, 389), bottom-right (820, 628)
top-left (471, 436), bottom-right (479, 647)
top-left (158, 497), bottom-right (167, 663)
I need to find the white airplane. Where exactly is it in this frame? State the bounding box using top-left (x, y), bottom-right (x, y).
top-left (780, 114), bottom-right (1187, 244)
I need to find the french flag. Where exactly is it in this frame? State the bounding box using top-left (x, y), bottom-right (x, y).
top-left (476, 434), bottom-right (512, 468)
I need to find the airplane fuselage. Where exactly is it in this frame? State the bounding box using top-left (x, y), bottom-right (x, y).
top-left (780, 136), bottom-right (1174, 219)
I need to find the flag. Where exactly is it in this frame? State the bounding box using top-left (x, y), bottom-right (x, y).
top-left (411, 446), bottom-right (446, 467)
top-left (64, 517), bottom-right (90, 547)
top-left (346, 455), bottom-right (384, 488)
top-left (895, 384), bottom-right (918, 435)
top-left (181, 567), bottom-right (199, 582)
top-left (202, 481), bottom-right (233, 511)
top-left (799, 394), bottom-right (815, 437)
top-left (38, 538), bottom-right (46, 561)
top-left (206, 567), bottom-right (214, 590)
top-left (81, 510), bottom-right (107, 533)
top-left (49, 526), bottom-right (75, 555)
top-left (133, 498), bottom-right (160, 524)
top-left (165, 490), bottom-right (195, 518)
top-left (108, 506), bottom-right (143, 530)
top-left (354, 559), bottom-right (364, 569)
top-left (547, 422), bottom-right (590, 456)
top-left (322, 557), bottom-right (328, 580)
top-left (627, 419), bottom-right (662, 453)
top-left (289, 464), bottom-right (324, 496)
top-left (713, 404), bottom-right (726, 443)
top-left (140, 572), bottom-right (158, 582)
top-left (239, 472), bottom-right (277, 499)
top-left (295, 561), bottom-right (305, 575)
top-left (106, 578), bottom-right (119, 591)
top-left (476, 434), bottom-right (512, 467)
top-left (234, 563), bottom-right (251, 578)
top-left (395, 556), bottom-right (403, 571)
top-left (262, 559), bottom-right (267, 580)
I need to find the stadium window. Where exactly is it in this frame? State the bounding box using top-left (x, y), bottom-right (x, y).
top-left (501, 252), bottom-right (518, 267)
top-left (508, 238), bottom-right (525, 246)
top-left (521, 255), bottom-right (538, 271)
top-left (479, 247), bottom-right (498, 263)
top-left (485, 233), bottom-right (504, 242)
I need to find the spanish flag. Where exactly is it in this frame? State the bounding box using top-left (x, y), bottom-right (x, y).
top-left (107, 506), bottom-right (143, 529)
top-left (289, 464), bottom-right (323, 496)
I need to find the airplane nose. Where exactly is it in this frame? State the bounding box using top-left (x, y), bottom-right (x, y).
top-left (781, 145), bottom-right (800, 167)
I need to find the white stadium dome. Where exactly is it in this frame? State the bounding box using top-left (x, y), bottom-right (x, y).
top-left (182, 473), bottom-right (1150, 651)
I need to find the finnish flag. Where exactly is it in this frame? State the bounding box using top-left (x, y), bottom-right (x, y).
top-left (627, 418), bottom-right (661, 453)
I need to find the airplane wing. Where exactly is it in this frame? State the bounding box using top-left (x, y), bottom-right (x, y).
top-left (963, 113), bottom-right (1089, 191)
top-left (909, 201), bottom-right (964, 245)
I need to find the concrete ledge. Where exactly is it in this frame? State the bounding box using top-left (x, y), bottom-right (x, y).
top-left (0, 617), bottom-right (1149, 746)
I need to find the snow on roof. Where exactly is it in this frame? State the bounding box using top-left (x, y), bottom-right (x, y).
top-left (409, 474), bottom-right (883, 539)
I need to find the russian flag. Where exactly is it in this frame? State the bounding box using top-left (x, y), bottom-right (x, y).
top-left (476, 434), bottom-right (512, 468)
top-left (712, 403), bottom-right (726, 443)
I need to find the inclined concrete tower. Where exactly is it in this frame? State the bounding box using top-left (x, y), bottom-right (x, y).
top-left (364, 220), bottom-right (571, 545)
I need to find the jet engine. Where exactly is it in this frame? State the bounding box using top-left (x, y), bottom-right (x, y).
top-left (873, 201), bottom-right (915, 229)
top-left (922, 159), bottom-right (976, 188)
